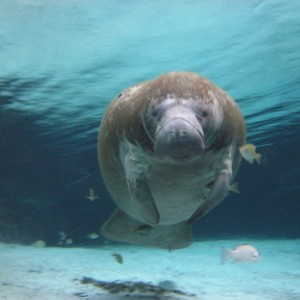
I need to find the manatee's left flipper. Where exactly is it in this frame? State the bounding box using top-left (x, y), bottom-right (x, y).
top-left (124, 144), bottom-right (159, 224)
top-left (188, 170), bottom-right (230, 224)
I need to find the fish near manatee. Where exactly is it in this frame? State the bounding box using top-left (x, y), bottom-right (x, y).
top-left (132, 224), bottom-right (154, 236)
top-left (98, 71), bottom-right (249, 249)
top-left (239, 143), bottom-right (261, 164)
top-left (221, 244), bottom-right (261, 263)
top-left (86, 188), bottom-right (99, 201)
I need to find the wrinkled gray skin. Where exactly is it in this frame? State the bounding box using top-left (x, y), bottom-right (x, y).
top-left (98, 72), bottom-right (246, 249)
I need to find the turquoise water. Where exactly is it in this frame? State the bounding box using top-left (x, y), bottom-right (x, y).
top-left (0, 1), bottom-right (299, 243)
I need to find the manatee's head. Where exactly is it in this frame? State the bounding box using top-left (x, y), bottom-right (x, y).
top-left (142, 95), bottom-right (223, 159)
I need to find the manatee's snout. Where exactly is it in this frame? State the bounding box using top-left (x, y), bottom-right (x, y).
top-left (155, 117), bottom-right (205, 159)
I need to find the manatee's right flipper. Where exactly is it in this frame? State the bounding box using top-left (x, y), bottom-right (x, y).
top-left (188, 146), bottom-right (233, 224)
top-left (101, 209), bottom-right (192, 249)
top-left (124, 145), bottom-right (159, 224)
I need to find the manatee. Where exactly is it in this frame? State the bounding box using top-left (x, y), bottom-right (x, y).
top-left (98, 71), bottom-right (246, 249)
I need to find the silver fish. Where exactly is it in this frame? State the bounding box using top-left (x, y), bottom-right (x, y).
top-left (87, 233), bottom-right (100, 239)
top-left (221, 244), bottom-right (261, 263)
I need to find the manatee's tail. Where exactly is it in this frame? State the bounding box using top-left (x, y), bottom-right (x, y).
top-left (221, 247), bottom-right (232, 264)
top-left (101, 209), bottom-right (192, 250)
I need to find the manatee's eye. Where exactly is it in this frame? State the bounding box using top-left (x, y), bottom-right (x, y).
top-left (151, 111), bottom-right (158, 118)
top-left (202, 110), bottom-right (208, 118)
top-left (195, 110), bottom-right (209, 122)
top-left (148, 99), bottom-right (175, 121)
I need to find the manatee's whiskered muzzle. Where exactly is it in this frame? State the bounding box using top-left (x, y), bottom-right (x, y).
top-left (154, 117), bottom-right (205, 158)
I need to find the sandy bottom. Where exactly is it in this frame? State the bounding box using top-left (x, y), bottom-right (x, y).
top-left (1, 238), bottom-right (299, 300)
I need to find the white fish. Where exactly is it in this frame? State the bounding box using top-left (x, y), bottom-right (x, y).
top-left (87, 233), bottom-right (100, 239)
top-left (64, 238), bottom-right (73, 245)
top-left (86, 188), bottom-right (99, 201)
top-left (221, 244), bottom-right (261, 263)
top-left (58, 231), bottom-right (67, 240)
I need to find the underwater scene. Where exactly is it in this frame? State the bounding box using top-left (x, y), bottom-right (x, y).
top-left (0, 0), bottom-right (299, 299)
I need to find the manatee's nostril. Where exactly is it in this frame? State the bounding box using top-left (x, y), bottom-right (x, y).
top-left (180, 130), bottom-right (187, 137)
top-left (168, 131), bottom-right (176, 140)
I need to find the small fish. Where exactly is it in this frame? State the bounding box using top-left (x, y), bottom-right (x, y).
top-left (132, 224), bottom-right (154, 235)
top-left (86, 188), bottom-right (99, 201)
top-left (221, 244), bottom-right (261, 263)
top-left (239, 144), bottom-right (261, 164)
top-left (87, 233), bottom-right (100, 239)
top-left (112, 252), bottom-right (123, 264)
top-left (58, 231), bottom-right (67, 240)
top-left (32, 240), bottom-right (47, 248)
top-left (65, 238), bottom-right (73, 245)
top-left (228, 182), bottom-right (239, 194)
